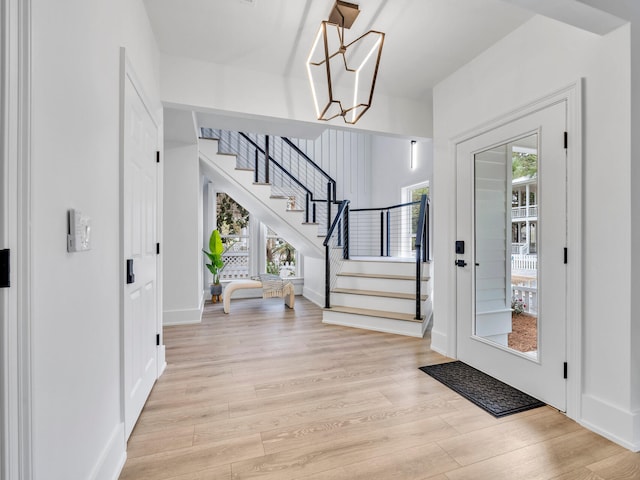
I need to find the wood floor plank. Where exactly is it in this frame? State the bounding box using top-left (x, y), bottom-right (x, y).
top-left (260, 394), bottom-right (464, 454)
top-left (340, 442), bottom-right (461, 480)
top-left (444, 430), bottom-right (625, 480)
top-left (127, 425), bottom-right (194, 458)
top-left (586, 450), bottom-right (640, 479)
top-left (230, 416), bottom-right (458, 480)
top-left (119, 434), bottom-right (263, 480)
top-left (437, 407), bottom-right (581, 466)
top-left (164, 465), bottom-right (232, 480)
top-left (228, 376), bottom-right (395, 418)
top-left (119, 298), bottom-right (630, 480)
top-left (193, 391), bottom-right (393, 446)
top-left (549, 468), bottom-right (606, 480)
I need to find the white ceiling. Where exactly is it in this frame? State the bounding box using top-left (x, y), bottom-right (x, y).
top-left (143, 0), bottom-right (534, 101)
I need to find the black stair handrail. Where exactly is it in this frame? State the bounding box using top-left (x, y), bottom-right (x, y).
top-left (414, 194), bottom-right (429, 320)
top-left (351, 199), bottom-right (424, 257)
top-left (281, 137), bottom-right (337, 202)
top-left (239, 132), bottom-right (338, 231)
top-left (238, 132), bottom-right (318, 223)
top-left (323, 199), bottom-right (350, 308)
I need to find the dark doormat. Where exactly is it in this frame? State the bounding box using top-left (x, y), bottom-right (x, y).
top-left (419, 361), bottom-right (545, 418)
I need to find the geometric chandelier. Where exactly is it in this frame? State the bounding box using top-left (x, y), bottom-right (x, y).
top-left (306, 1), bottom-right (385, 125)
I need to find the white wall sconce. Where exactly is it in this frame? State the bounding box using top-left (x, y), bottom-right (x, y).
top-left (410, 140), bottom-right (417, 169)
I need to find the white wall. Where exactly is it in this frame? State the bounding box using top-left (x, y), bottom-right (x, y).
top-left (433, 15), bottom-right (637, 448)
top-left (370, 136), bottom-right (433, 208)
top-left (160, 54), bottom-right (433, 139)
top-left (163, 144), bottom-right (205, 325)
top-left (290, 129), bottom-right (373, 208)
top-left (30, 0), bottom-right (160, 478)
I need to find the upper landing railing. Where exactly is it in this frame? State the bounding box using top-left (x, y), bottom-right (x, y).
top-left (200, 128), bottom-right (339, 234)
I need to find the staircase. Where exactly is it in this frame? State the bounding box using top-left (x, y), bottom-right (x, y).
top-left (199, 137), bottom-right (325, 258)
top-left (198, 129), bottom-right (432, 338)
top-left (323, 258), bottom-right (432, 337)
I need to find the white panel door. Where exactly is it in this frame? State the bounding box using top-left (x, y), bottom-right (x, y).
top-left (123, 72), bottom-right (158, 438)
top-left (456, 101), bottom-right (567, 410)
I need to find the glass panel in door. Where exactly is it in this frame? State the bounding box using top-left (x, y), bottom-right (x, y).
top-left (474, 134), bottom-right (538, 359)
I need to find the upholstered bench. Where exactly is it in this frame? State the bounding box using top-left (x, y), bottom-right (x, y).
top-left (223, 279), bottom-right (295, 314)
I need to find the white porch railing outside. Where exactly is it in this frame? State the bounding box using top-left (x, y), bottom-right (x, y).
top-left (511, 254), bottom-right (537, 273)
top-left (512, 285), bottom-right (538, 314)
top-left (511, 243), bottom-right (530, 255)
top-left (220, 235), bottom-right (250, 280)
top-left (511, 205), bottom-right (538, 219)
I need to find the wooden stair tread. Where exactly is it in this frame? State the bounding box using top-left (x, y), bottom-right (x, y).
top-left (325, 305), bottom-right (424, 323)
top-left (337, 272), bottom-right (430, 281)
top-left (236, 167), bottom-right (255, 171)
top-left (332, 288), bottom-right (428, 301)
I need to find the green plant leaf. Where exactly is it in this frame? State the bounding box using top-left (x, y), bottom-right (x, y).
top-left (210, 229), bottom-right (224, 256)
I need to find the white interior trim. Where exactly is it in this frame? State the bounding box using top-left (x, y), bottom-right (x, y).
top-left (2, 0), bottom-right (33, 478)
top-left (449, 81), bottom-right (583, 421)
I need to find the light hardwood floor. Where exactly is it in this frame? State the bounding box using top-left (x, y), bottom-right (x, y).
top-left (119, 297), bottom-right (639, 480)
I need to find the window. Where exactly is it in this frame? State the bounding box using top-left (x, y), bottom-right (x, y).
top-left (265, 226), bottom-right (298, 278)
top-left (216, 193), bottom-right (250, 280)
top-left (401, 181), bottom-right (430, 254)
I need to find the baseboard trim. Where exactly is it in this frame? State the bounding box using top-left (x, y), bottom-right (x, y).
top-left (89, 422), bottom-right (126, 480)
top-left (163, 307), bottom-right (203, 325)
top-left (580, 393), bottom-right (640, 451)
top-left (430, 327), bottom-right (449, 357)
top-left (302, 286), bottom-right (324, 307)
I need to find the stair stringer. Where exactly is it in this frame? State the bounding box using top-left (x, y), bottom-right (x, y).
top-left (199, 138), bottom-right (324, 259)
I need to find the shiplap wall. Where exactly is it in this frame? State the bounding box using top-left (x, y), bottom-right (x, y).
top-left (290, 129), bottom-right (372, 208)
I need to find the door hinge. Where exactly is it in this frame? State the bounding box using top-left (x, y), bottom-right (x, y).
top-left (156, 151), bottom-right (160, 163)
top-left (0, 249), bottom-right (10, 288)
top-left (563, 362), bottom-right (568, 379)
top-left (156, 243), bottom-right (160, 255)
top-left (564, 247), bottom-right (568, 264)
top-left (564, 131), bottom-right (568, 149)
top-left (156, 334), bottom-right (160, 346)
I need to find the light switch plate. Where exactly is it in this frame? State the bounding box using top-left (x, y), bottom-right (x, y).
top-left (67, 209), bottom-right (92, 252)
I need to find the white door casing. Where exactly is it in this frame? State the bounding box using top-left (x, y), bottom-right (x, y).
top-left (456, 100), bottom-right (568, 410)
top-left (2, 0), bottom-right (33, 477)
top-left (122, 56), bottom-right (160, 439)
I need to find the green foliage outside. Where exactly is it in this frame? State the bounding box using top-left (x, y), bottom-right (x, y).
top-left (266, 236), bottom-right (296, 275)
top-left (512, 152), bottom-right (537, 179)
top-left (411, 187), bottom-right (429, 236)
top-left (216, 193), bottom-right (249, 237)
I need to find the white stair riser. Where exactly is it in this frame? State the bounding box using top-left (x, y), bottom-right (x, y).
top-left (335, 276), bottom-right (429, 294)
top-left (340, 260), bottom-right (428, 277)
top-left (331, 293), bottom-right (423, 315)
top-left (322, 310), bottom-right (425, 338)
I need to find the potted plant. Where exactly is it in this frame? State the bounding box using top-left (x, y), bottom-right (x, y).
top-left (203, 229), bottom-right (225, 302)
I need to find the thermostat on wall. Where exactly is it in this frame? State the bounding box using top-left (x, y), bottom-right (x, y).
top-left (67, 209), bottom-right (92, 252)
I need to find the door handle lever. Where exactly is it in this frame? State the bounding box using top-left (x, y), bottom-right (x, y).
top-left (126, 258), bottom-right (135, 284)
top-left (455, 259), bottom-right (468, 267)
